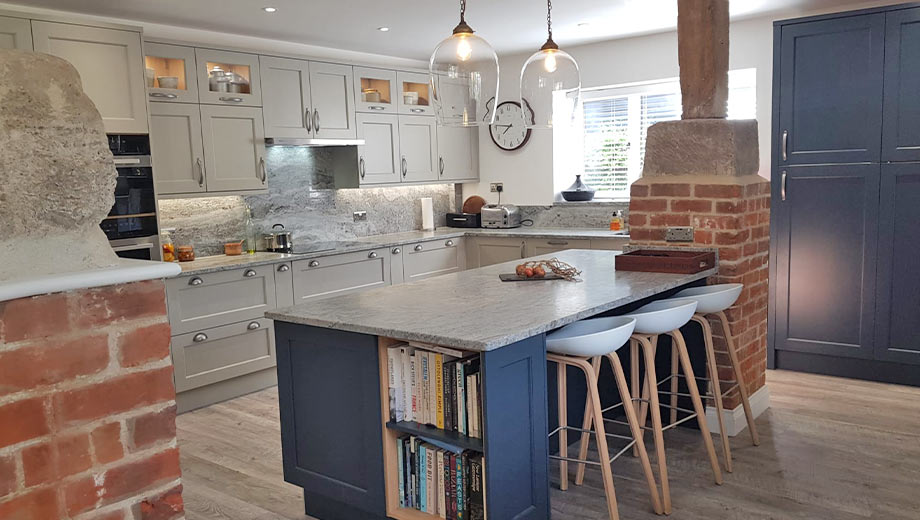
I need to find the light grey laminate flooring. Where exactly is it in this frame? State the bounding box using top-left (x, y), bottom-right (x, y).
top-left (176, 370), bottom-right (920, 520)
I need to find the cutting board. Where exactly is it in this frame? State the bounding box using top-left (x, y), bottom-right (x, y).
top-left (499, 273), bottom-right (565, 282)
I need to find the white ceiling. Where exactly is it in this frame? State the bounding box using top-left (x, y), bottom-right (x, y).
top-left (13, 0), bottom-right (878, 59)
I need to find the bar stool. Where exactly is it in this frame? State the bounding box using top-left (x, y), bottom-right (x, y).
top-left (547, 316), bottom-right (663, 520)
top-left (667, 283), bottom-right (761, 474)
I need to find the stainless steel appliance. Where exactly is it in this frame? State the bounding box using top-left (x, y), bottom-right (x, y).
top-left (480, 204), bottom-right (522, 229)
top-left (264, 224), bottom-right (294, 253)
top-left (102, 135), bottom-right (160, 260)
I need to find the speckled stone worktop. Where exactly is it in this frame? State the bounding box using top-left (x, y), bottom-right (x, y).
top-left (267, 249), bottom-right (716, 352)
top-left (174, 227), bottom-right (629, 275)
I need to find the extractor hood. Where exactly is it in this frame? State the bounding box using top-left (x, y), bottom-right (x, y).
top-left (264, 137), bottom-right (365, 146)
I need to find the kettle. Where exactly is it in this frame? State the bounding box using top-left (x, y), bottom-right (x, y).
top-left (263, 223), bottom-right (293, 253)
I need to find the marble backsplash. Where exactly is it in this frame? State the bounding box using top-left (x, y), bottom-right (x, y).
top-left (517, 202), bottom-right (629, 228)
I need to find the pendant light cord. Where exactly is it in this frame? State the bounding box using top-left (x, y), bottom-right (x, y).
top-left (460, 0), bottom-right (467, 23)
top-left (546, 0), bottom-right (553, 40)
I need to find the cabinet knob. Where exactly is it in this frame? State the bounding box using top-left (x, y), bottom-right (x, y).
top-left (277, 264), bottom-right (290, 272)
top-left (244, 269), bottom-right (257, 277)
top-left (247, 321), bottom-right (261, 330)
top-left (189, 277), bottom-right (203, 286)
top-left (309, 260), bottom-right (320, 267)
top-left (392, 247), bottom-right (401, 254)
top-left (368, 251), bottom-right (378, 259)
top-left (193, 333), bottom-right (208, 343)
top-left (414, 244), bottom-right (423, 252)
top-left (445, 240), bottom-right (454, 247)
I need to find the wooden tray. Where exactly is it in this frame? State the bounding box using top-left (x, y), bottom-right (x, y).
top-left (499, 273), bottom-right (565, 282)
top-left (615, 249), bottom-right (716, 274)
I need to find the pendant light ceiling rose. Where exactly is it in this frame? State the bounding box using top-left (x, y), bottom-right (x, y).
top-left (452, 0), bottom-right (474, 34)
top-left (540, 38), bottom-right (559, 51)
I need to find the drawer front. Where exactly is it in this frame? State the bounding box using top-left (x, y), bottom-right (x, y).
top-left (167, 266), bottom-right (276, 335)
top-left (404, 238), bottom-right (464, 282)
top-left (171, 317), bottom-right (275, 392)
top-left (525, 238), bottom-right (591, 258)
top-left (292, 249), bottom-right (391, 301)
top-left (590, 237), bottom-right (630, 251)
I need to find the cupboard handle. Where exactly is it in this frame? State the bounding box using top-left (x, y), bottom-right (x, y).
top-left (369, 105), bottom-right (385, 111)
top-left (781, 170), bottom-right (787, 202)
top-left (410, 108), bottom-right (425, 113)
top-left (259, 157), bottom-right (267, 183)
top-left (401, 156), bottom-right (407, 177)
top-left (189, 277), bottom-right (204, 286)
top-left (196, 158), bottom-right (205, 187)
top-left (193, 333), bottom-right (208, 343)
top-left (414, 244), bottom-right (423, 252)
top-left (392, 247), bottom-right (401, 254)
top-left (547, 240), bottom-right (569, 246)
top-left (244, 269), bottom-right (257, 277)
top-left (305, 107), bottom-right (312, 132)
top-left (439, 157), bottom-right (445, 176)
top-left (445, 240), bottom-right (454, 247)
top-left (309, 260), bottom-right (320, 267)
top-left (520, 241), bottom-right (525, 258)
top-left (359, 157), bottom-right (366, 179)
top-left (782, 130), bottom-right (788, 161)
top-left (247, 321), bottom-right (261, 331)
top-left (368, 251), bottom-right (378, 259)
top-left (219, 96), bottom-right (244, 103)
top-left (149, 92), bottom-right (177, 99)
top-left (313, 109), bottom-right (321, 133)
top-left (277, 264), bottom-right (290, 272)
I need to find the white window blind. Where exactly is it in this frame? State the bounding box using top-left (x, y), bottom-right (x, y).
top-left (578, 69), bottom-right (757, 199)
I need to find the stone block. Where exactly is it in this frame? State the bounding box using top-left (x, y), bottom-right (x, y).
top-left (642, 119), bottom-right (759, 177)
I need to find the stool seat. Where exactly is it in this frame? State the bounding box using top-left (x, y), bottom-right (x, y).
top-left (625, 299), bottom-right (698, 335)
top-left (672, 283), bottom-right (743, 314)
top-left (547, 316), bottom-right (636, 357)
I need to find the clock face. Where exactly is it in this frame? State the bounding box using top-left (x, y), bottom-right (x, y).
top-left (490, 101), bottom-right (533, 151)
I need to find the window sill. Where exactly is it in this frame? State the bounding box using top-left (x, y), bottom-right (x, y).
top-left (552, 199), bottom-right (629, 207)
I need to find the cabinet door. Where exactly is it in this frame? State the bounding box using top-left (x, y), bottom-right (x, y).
top-left (357, 113), bottom-right (401, 185)
top-left (399, 115), bottom-right (438, 183)
top-left (590, 237), bottom-right (630, 251)
top-left (396, 71), bottom-right (433, 116)
top-left (0, 16), bottom-right (31, 50)
top-left (874, 163), bottom-right (920, 365)
top-left (524, 238), bottom-right (591, 257)
top-left (260, 56), bottom-right (312, 138)
top-left (166, 265), bottom-right (277, 335)
top-left (882, 8), bottom-right (920, 162)
top-left (292, 249), bottom-right (391, 302)
top-left (354, 66), bottom-right (397, 114)
top-left (309, 61), bottom-right (356, 139)
top-left (404, 238), bottom-right (464, 282)
top-left (773, 164), bottom-right (879, 360)
top-left (144, 42), bottom-right (199, 103)
top-left (777, 14), bottom-right (884, 165)
top-left (437, 125), bottom-right (478, 181)
top-left (196, 48), bottom-right (262, 106)
top-left (149, 103), bottom-right (206, 195)
top-left (390, 246), bottom-right (405, 285)
top-left (200, 105), bottom-right (268, 193)
top-left (32, 21), bottom-right (148, 134)
top-left (468, 237), bottom-right (525, 268)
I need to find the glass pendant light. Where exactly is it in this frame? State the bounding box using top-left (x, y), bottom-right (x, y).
top-left (429, 0), bottom-right (499, 126)
top-left (520, 0), bottom-right (580, 128)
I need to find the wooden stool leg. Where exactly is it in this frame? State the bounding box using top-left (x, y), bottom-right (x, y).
top-left (574, 356), bottom-right (602, 486)
top-left (670, 330), bottom-right (723, 485)
top-left (693, 315), bottom-right (732, 473)
top-left (636, 335), bottom-right (657, 438)
top-left (637, 335), bottom-right (671, 514)
top-left (572, 358), bottom-right (620, 520)
top-left (557, 361), bottom-right (569, 490)
top-left (716, 310), bottom-right (761, 446)
top-left (631, 340), bottom-right (641, 458)
top-left (608, 353), bottom-right (663, 515)
top-left (669, 336), bottom-right (678, 426)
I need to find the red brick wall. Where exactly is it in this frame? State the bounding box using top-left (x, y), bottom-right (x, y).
top-left (629, 175), bottom-right (770, 408)
top-left (0, 280), bottom-right (184, 520)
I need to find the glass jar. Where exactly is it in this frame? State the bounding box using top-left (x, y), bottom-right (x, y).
top-left (161, 229), bottom-right (177, 262)
top-left (177, 245), bottom-right (195, 262)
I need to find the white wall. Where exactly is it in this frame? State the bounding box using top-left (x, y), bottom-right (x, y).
top-left (464, 1), bottom-right (897, 206)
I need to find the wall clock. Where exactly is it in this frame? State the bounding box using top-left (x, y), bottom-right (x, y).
top-left (490, 100), bottom-right (533, 151)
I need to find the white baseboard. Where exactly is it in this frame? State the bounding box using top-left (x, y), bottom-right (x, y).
top-left (705, 384), bottom-right (770, 437)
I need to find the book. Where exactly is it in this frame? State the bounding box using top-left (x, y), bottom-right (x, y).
top-left (419, 443), bottom-right (427, 512)
top-left (443, 360), bottom-right (454, 432)
top-left (426, 444), bottom-right (436, 514)
top-left (420, 353), bottom-right (430, 425)
top-left (475, 372), bottom-right (482, 438)
top-left (400, 346), bottom-right (413, 422)
top-left (427, 352), bottom-right (438, 427)
top-left (409, 353), bottom-right (418, 423)
top-left (437, 449), bottom-right (446, 518)
top-left (387, 347), bottom-right (404, 421)
top-left (462, 452), bottom-right (471, 518)
top-left (469, 455), bottom-right (485, 520)
top-left (408, 341), bottom-right (466, 359)
top-left (456, 452), bottom-right (465, 520)
top-left (449, 452), bottom-right (458, 520)
top-left (456, 361), bottom-right (466, 435)
top-left (397, 437), bottom-right (406, 508)
top-left (435, 353), bottom-right (444, 429)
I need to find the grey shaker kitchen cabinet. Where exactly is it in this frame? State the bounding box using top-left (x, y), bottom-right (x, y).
top-left (144, 42), bottom-right (199, 104)
top-left (0, 16), bottom-right (31, 50)
top-left (275, 262), bottom-right (295, 308)
top-left (525, 238), bottom-right (591, 257)
top-left (396, 71), bottom-right (434, 116)
top-left (354, 66), bottom-right (397, 114)
top-left (292, 249), bottom-right (391, 302)
top-left (309, 61), bottom-right (357, 139)
top-left (590, 237), bottom-right (631, 251)
top-left (399, 115), bottom-right (439, 183)
top-left (437, 125), bottom-right (479, 182)
top-left (195, 47), bottom-right (263, 107)
top-left (149, 102), bottom-right (207, 195)
top-left (403, 238), bottom-right (465, 282)
top-left (882, 8), bottom-right (920, 162)
top-left (260, 55), bottom-right (312, 139)
top-left (32, 21), bottom-right (148, 134)
top-left (389, 246), bottom-right (406, 284)
top-left (357, 113), bottom-right (402, 185)
top-left (466, 237), bottom-right (526, 268)
top-left (199, 105), bottom-right (268, 193)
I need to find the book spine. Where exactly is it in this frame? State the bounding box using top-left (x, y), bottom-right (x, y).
top-left (449, 364), bottom-right (457, 433)
top-left (443, 361), bottom-right (453, 431)
top-left (463, 452), bottom-right (471, 518)
top-left (475, 372), bottom-right (482, 438)
top-left (421, 354), bottom-right (430, 425)
top-left (410, 354), bottom-right (418, 423)
top-left (457, 363), bottom-right (466, 435)
top-left (470, 455), bottom-right (484, 520)
top-left (397, 437), bottom-right (405, 508)
top-left (449, 452), bottom-right (458, 520)
top-left (435, 354), bottom-right (444, 429)
top-left (409, 438), bottom-right (417, 509)
top-left (437, 450), bottom-right (446, 518)
top-left (427, 445), bottom-right (435, 514)
top-left (456, 452), bottom-right (464, 520)
top-left (387, 347), bottom-right (399, 421)
top-left (466, 374), bottom-right (475, 438)
top-left (419, 444), bottom-right (427, 512)
top-left (400, 347), bottom-right (412, 422)
top-left (428, 352), bottom-right (438, 426)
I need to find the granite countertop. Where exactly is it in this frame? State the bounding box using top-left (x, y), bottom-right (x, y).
top-left (175, 227), bottom-right (630, 275)
top-left (267, 249), bottom-right (716, 352)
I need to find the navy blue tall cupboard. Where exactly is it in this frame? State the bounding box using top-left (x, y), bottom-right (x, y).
top-left (770, 3), bottom-right (920, 385)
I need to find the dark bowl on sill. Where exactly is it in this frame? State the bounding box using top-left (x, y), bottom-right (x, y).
top-left (561, 190), bottom-right (596, 202)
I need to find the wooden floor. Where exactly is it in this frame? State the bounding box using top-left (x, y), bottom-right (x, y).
top-left (177, 370), bottom-right (920, 519)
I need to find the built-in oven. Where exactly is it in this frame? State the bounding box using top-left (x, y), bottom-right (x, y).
top-left (103, 135), bottom-right (161, 260)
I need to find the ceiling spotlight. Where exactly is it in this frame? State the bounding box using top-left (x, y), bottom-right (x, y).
top-left (262, 7), bottom-right (277, 13)
top-left (378, 26), bottom-right (390, 32)
top-left (577, 21), bottom-right (590, 27)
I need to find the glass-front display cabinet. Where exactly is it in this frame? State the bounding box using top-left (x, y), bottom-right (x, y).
top-left (397, 71), bottom-right (432, 116)
top-left (194, 48), bottom-right (262, 106)
top-left (144, 42), bottom-right (199, 103)
top-left (354, 67), bottom-right (397, 114)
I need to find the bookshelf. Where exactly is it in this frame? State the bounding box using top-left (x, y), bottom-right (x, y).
top-left (385, 421), bottom-right (484, 453)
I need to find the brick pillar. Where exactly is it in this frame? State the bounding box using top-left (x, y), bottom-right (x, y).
top-left (0, 280), bottom-right (185, 520)
top-left (629, 174), bottom-right (770, 408)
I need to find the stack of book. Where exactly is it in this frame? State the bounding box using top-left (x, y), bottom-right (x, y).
top-left (397, 435), bottom-right (486, 519)
top-left (387, 343), bottom-right (483, 438)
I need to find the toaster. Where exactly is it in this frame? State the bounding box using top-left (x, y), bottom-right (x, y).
top-left (480, 204), bottom-right (522, 229)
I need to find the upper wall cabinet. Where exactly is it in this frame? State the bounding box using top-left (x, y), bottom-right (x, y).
top-left (32, 21), bottom-right (148, 134)
top-left (309, 62), bottom-right (356, 139)
top-left (437, 125), bottom-right (478, 182)
top-left (0, 16), bottom-right (31, 50)
top-left (776, 14), bottom-right (885, 165)
top-left (149, 103), bottom-right (207, 195)
top-left (354, 67), bottom-right (397, 114)
top-left (399, 115), bottom-right (438, 183)
top-left (261, 56), bottom-right (312, 139)
top-left (199, 105), bottom-right (267, 193)
top-left (144, 42), bottom-right (199, 103)
top-left (356, 113), bottom-right (401, 185)
top-left (396, 71), bottom-right (432, 116)
top-left (882, 8), bottom-right (920, 162)
top-left (196, 48), bottom-right (262, 106)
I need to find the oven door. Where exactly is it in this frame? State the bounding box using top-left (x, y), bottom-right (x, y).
top-left (110, 237), bottom-right (160, 261)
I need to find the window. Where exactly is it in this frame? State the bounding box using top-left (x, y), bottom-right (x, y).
top-left (574, 69), bottom-right (756, 199)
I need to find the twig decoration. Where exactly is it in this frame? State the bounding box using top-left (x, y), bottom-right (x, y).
top-left (521, 258), bottom-right (582, 281)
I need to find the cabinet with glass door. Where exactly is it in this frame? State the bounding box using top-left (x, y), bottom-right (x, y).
top-left (397, 71), bottom-right (433, 116)
top-left (144, 42), bottom-right (199, 103)
top-left (354, 67), bottom-right (397, 114)
top-left (195, 48), bottom-right (262, 106)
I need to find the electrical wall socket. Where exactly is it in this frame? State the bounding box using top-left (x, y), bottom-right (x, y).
top-left (353, 210), bottom-right (367, 222)
top-left (666, 227), bottom-right (694, 242)
top-left (490, 183), bottom-right (503, 193)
